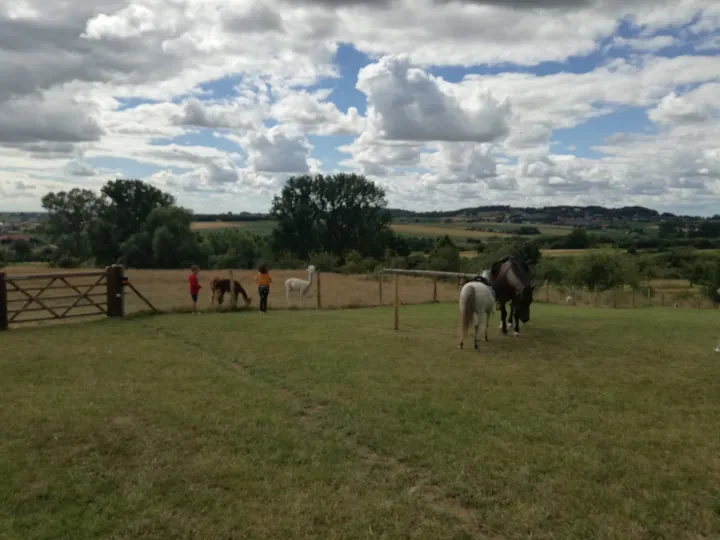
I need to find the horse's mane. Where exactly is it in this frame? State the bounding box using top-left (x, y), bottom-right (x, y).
top-left (491, 256), bottom-right (531, 285)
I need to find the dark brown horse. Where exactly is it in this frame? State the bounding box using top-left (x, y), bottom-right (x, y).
top-left (210, 278), bottom-right (251, 307)
top-left (488, 256), bottom-right (534, 336)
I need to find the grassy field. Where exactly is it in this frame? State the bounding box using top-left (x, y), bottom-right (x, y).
top-left (2, 304), bottom-right (720, 539)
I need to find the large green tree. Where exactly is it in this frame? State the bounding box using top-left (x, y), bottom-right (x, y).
top-left (41, 188), bottom-right (102, 260)
top-left (270, 174), bottom-right (392, 260)
top-left (90, 179), bottom-right (175, 265)
top-left (120, 206), bottom-right (208, 269)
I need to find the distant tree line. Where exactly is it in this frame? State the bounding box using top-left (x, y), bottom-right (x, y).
top-left (0, 175), bottom-right (421, 272)
top-left (2, 174), bottom-right (719, 305)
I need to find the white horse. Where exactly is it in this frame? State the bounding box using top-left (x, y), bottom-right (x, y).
top-left (285, 264), bottom-right (316, 307)
top-left (459, 279), bottom-right (496, 350)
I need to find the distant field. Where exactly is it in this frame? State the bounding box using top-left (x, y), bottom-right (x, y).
top-left (394, 220), bottom-right (573, 237)
top-left (391, 223), bottom-right (511, 239)
top-left (189, 219), bottom-right (583, 241)
top-left (191, 220), bottom-right (276, 236)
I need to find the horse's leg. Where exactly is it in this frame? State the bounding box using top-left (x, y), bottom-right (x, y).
top-left (286, 285), bottom-right (291, 307)
top-left (473, 314), bottom-right (479, 350)
top-left (484, 310), bottom-right (490, 342)
top-left (500, 302), bottom-right (508, 335)
top-left (513, 310), bottom-right (520, 338)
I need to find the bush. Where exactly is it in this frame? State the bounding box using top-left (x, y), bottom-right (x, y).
top-left (342, 250), bottom-right (377, 274)
top-left (50, 254), bottom-right (82, 268)
top-left (269, 252), bottom-right (307, 270)
top-left (32, 245), bottom-right (58, 262)
top-left (309, 251), bottom-right (340, 272)
top-left (515, 226), bottom-right (541, 235)
top-left (406, 253), bottom-right (428, 270)
top-left (428, 235), bottom-right (461, 272)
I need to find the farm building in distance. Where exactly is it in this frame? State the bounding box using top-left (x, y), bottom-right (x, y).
top-left (0, 235), bottom-right (37, 246)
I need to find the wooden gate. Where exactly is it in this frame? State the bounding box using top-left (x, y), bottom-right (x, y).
top-left (0, 265), bottom-right (154, 330)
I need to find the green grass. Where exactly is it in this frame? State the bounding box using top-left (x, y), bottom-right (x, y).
top-left (2, 305), bottom-right (720, 539)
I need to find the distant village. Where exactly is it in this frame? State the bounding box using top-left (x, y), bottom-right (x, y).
top-left (0, 212), bottom-right (45, 246)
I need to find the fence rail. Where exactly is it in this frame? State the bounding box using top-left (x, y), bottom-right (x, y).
top-left (1, 265), bottom-right (714, 331)
top-left (378, 268), bottom-right (717, 330)
top-left (0, 265), bottom-right (155, 330)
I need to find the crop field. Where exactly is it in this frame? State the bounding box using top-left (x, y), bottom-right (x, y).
top-left (391, 223), bottom-right (512, 239)
top-left (392, 220), bottom-right (573, 238)
top-left (188, 220), bottom-right (575, 241)
top-left (2, 304), bottom-right (720, 539)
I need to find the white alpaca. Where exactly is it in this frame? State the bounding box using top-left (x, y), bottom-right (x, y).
top-left (285, 265), bottom-right (316, 307)
top-left (566, 295), bottom-right (573, 304)
top-left (459, 280), bottom-right (496, 350)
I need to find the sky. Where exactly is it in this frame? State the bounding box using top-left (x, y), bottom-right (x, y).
top-left (1, 0), bottom-right (720, 216)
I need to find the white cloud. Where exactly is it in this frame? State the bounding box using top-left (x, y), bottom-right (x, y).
top-left (270, 88), bottom-right (364, 136)
top-left (236, 125), bottom-right (315, 174)
top-left (612, 35), bottom-right (681, 51)
top-left (356, 54), bottom-right (511, 143)
top-left (0, 90), bottom-right (104, 145)
top-left (2, 0), bottom-right (720, 213)
top-left (647, 83), bottom-right (720, 125)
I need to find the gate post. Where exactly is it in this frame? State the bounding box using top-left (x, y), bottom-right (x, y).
top-left (0, 272), bottom-right (7, 331)
top-left (106, 265), bottom-right (125, 318)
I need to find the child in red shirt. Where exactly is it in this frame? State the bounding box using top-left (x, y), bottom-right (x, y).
top-left (189, 265), bottom-right (201, 314)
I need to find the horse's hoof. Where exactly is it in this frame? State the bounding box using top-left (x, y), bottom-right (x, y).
top-left (513, 332), bottom-right (520, 338)
top-left (460, 342), bottom-right (463, 349)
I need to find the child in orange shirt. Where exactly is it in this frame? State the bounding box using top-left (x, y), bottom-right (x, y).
top-left (255, 264), bottom-right (272, 313)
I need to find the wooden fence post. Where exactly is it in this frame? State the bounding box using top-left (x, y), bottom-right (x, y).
top-left (106, 265), bottom-right (125, 318)
top-left (316, 271), bottom-right (322, 309)
top-left (0, 272), bottom-right (7, 331)
top-left (433, 276), bottom-right (438, 302)
top-left (613, 288), bottom-right (618, 308)
top-left (661, 293), bottom-right (665, 307)
top-left (632, 288), bottom-right (636, 308)
top-left (394, 273), bottom-right (399, 330)
top-left (572, 287), bottom-right (576, 306)
top-left (545, 281), bottom-right (550, 303)
top-left (378, 274), bottom-right (383, 305)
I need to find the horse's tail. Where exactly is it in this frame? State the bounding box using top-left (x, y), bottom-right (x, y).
top-left (459, 283), bottom-right (475, 345)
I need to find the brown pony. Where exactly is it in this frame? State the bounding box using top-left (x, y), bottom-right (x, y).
top-left (210, 278), bottom-right (252, 307)
top-left (488, 256), bottom-right (534, 336)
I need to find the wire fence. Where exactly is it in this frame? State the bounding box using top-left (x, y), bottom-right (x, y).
top-left (2, 265), bottom-right (716, 330)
